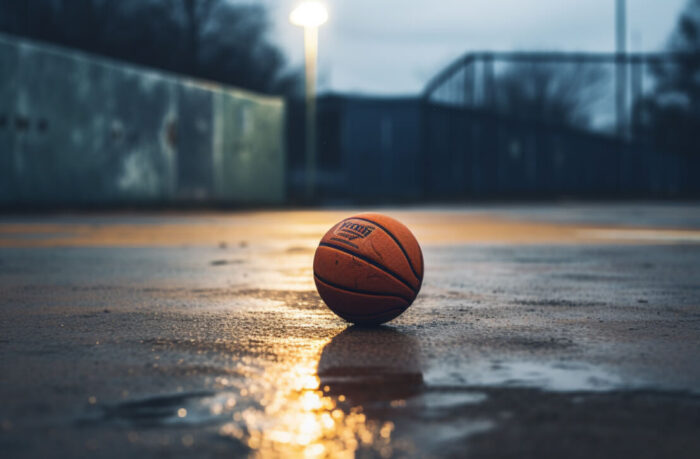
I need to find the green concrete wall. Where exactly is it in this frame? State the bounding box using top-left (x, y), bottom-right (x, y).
top-left (212, 89), bottom-right (285, 204)
top-left (0, 34), bottom-right (285, 206)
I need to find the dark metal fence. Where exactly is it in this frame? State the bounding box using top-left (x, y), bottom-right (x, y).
top-left (422, 104), bottom-right (698, 199)
top-left (422, 51), bottom-right (677, 137)
top-left (420, 52), bottom-right (700, 199)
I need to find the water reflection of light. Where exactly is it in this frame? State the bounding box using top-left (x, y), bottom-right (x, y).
top-left (217, 336), bottom-right (395, 458)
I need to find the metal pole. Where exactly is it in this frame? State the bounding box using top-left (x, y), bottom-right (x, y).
top-left (483, 54), bottom-right (494, 108)
top-left (616, 0), bottom-right (627, 138)
top-left (304, 26), bottom-right (318, 202)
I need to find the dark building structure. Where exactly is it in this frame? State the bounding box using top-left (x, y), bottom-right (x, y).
top-left (288, 52), bottom-right (700, 203)
top-left (287, 95), bottom-right (423, 203)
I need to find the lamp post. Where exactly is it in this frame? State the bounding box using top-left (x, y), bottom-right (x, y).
top-left (616, 0), bottom-right (627, 138)
top-left (290, 1), bottom-right (328, 202)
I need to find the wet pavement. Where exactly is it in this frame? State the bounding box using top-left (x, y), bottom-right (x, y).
top-left (1, 203), bottom-right (699, 458)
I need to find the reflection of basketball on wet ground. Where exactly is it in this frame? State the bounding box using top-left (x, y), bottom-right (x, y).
top-left (317, 326), bottom-right (423, 403)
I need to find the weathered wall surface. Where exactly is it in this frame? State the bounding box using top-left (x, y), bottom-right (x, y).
top-left (212, 89), bottom-right (285, 204)
top-left (0, 34), bottom-right (285, 206)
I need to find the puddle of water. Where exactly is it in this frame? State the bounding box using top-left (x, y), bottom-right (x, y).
top-left (417, 391), bottom-right (488, 409)
top-left (102, 336), bottom-right (397, 457)
top-left (92, 327), bottom-right (494, 458)
top-left (411, 418), bottom-right (494, 447)
top-left (99, 390), bottom-right (239, 427)
top-left (426, 360), bottom-right (630, 392)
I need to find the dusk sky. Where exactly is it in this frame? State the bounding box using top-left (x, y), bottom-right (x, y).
top-left (258, 0), bottom-right (688, 95)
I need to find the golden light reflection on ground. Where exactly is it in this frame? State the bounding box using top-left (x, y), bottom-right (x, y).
top-left (2, 210), bottom-right (700, 248)
top-left (216, 336), bottom-right (396, 458)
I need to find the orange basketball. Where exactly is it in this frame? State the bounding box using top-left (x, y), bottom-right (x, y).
top-left (313, 213), bottom-right (424, 325)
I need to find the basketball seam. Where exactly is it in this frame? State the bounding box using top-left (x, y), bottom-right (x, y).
top-left (350, 217), bottom-right (422, 282)
top-left (317, 242), bottom-right (418, 295)
top-left (314, 271), bottom-right (413, 303)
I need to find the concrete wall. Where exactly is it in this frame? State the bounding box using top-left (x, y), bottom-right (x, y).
top-left (0, 34), bottom-right (285, 206)
top-left (212, 87), bottom-right (285, 204)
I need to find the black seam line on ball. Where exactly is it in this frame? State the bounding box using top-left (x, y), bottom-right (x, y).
top-left (350, 217), bottom-right (422, 282)
top-left (318, 243), bottom-right (417, 295)
top-left (329, 236), bottom-right (359, 249)
top-left (314, 272), bottom-right (412, 303)
top-left (316, 243), bottom-right (418, 295)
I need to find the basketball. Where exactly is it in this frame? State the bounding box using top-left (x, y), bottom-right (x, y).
top-left (313, 213), bottom-right (424, 325)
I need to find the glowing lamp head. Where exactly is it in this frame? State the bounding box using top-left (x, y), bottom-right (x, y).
top-left (290, 1), bottom-right (328, 28)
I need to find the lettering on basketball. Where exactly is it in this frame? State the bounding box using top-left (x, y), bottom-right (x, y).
top-left (335, 220), bottom-right (376, 241)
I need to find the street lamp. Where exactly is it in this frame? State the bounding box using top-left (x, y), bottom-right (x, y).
top-left (290, 1), bottom-right (328, 202)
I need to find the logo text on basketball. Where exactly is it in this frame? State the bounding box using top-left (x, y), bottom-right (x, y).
top-left (336, 221), bottom-right (376, 241)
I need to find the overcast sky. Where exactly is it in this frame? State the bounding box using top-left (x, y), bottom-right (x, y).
top-left (257, 0), bottom-right (688, 95)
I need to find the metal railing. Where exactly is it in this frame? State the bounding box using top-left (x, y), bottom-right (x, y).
top-left (422, 51), bottom-right (687, 138)
top-left (419, 51), bottom-right (700, 198)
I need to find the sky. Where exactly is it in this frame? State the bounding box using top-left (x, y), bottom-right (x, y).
top-left (257, 0), bottom-right (689, 95)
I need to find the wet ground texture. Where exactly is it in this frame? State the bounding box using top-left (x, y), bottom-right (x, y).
top-left (1, 203), bottom-right (699, 458)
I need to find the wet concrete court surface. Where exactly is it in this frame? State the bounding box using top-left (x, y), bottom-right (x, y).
top-left (1, 203), bottom-right (700, 458)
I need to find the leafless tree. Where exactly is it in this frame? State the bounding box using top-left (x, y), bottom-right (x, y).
top-left (492, 61), bottom-right (606, 129)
